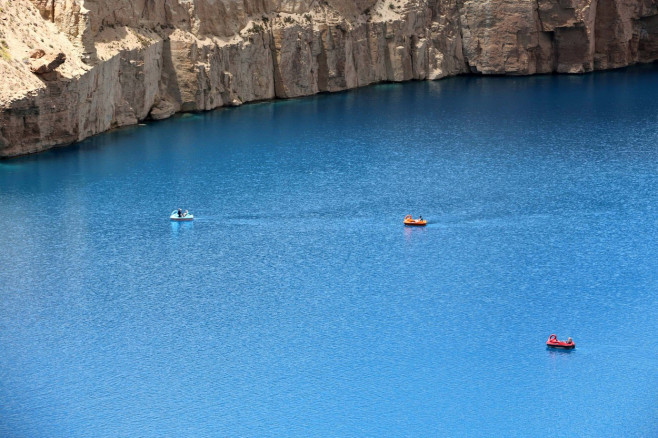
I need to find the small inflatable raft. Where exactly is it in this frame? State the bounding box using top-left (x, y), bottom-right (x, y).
top-left (546, 334), bottom-right (575, 349)
top-left (170, 210), bottom-right (194, 221)
top-left (404, 214), bottom-right (427, 226)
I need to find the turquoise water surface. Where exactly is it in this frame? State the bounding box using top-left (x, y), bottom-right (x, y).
top-left (1, 65), bottom-right (657, 437)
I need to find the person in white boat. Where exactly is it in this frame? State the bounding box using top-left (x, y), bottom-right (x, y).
top-left (177, 208), bottom-right (183, 217)
top-left (183, 210), bottom-right (188, 217)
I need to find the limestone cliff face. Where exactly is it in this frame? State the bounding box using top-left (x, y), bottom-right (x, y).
top-left (460, 0), bottom-right (658, 74)
top-left (0, 0), bottom-right (656, 157)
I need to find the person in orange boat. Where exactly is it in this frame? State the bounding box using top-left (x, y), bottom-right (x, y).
top-left (567, 337), bottom-right (573, 344)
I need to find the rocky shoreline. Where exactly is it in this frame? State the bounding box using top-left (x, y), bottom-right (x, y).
top-left (1, 0), bottom-right (657, 158)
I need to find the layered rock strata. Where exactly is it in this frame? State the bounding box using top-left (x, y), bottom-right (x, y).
top-left (0, 0), bottom-right (656, 157)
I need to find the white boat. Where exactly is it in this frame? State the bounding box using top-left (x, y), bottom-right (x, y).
top-left (170, 210), bottom-right (193, 221)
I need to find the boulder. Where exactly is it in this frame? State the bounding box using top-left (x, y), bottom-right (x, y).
top-left (30, 52), bottom-right (66, 75)
top-left (29, 49), bottom-right (46, 59)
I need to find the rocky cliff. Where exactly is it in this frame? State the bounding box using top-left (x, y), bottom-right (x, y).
top-left (0, 0), bottom-right (656, 157)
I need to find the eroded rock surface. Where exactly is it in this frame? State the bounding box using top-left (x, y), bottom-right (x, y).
top-left (0, 0), bottom-right (656, 157)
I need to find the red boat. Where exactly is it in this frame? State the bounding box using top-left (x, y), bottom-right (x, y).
top-left (546, 334), bottom-right (575, 349)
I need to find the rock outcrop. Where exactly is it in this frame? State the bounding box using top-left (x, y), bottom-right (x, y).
top-left (29, 52), bottom-right (66, 75)
top-left (0, 0), bottom-right (656, 157)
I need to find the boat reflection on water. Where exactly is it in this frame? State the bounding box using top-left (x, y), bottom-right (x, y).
top-left (546, 347), bottom-right (576, 367)
top-left (170, 219), bottom-right (194, 236)
top-left (403, 222), bottom-right (428, 241)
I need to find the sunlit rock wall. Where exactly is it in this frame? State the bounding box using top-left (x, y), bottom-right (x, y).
top-left (0, 0), bottom-right (656, 157)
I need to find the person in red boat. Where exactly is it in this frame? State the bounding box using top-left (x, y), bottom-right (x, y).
top-left (567, 337), bottom-right (573, 344)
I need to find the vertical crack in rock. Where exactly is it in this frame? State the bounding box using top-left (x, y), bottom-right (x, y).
top-left (535, 0), bottom-right (545, 32)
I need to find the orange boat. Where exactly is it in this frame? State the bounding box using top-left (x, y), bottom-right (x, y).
top-left (404, 214), bottom-right (427, 226)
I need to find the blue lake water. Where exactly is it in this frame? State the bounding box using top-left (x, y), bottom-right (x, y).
top-left (1, 65), bottom-right (657, 437)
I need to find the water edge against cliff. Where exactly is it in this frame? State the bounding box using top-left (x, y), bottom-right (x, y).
top-left (0, 65), bottom-right (657, 437)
